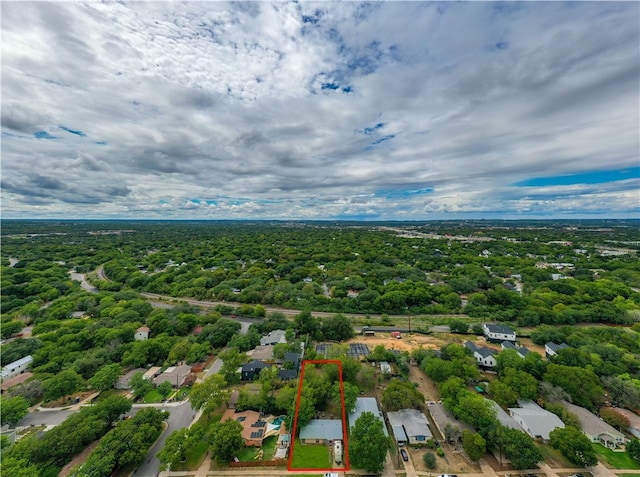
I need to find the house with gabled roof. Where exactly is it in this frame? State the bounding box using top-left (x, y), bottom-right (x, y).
top-left (562, 401), bottom-right (626, 448)
top-left (545, 341), bottom-right (569, 358)
top-left (483, 323), bottom-right (516, 342)
top-left (221, 408), bottom-right (268, 447)
top-left (465, 341), bottom-right (497, 368)
top-left (387, 409), bottom-right (432, 445)
top-left (508, 400), bottom-right (564, 441)
top-left (500, 341), bottom-right (530, 358)
top-left (299, 419), bottom-right (343, 444)
top-left (241, 360), bottom-right (271, 381)
top-left (348, 397), bottom-right (387, 436)
top-left (260, 329), bottom-right (287, 346)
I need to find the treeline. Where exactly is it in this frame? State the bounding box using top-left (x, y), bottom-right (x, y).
top-left (1, 395), bottom-right (132, 476)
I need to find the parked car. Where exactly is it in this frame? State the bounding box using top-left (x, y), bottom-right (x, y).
top-left (437, 475), bottom-right (458, 477)
top-left (400, 448), bottom-right (409, 462)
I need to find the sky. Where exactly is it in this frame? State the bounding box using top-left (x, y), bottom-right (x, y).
top-left (1, 1), bottom-right (639, 220)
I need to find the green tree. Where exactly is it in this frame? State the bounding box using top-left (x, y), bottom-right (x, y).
top-left (599, 408), bottom-right (630, 431)
top-left (1, 320), bottom-right (24, 339)
top-left (544, 364), bottom-right (604, 410)
top-left (293, 309), bottom-right (320, 337)
top-left (350, 411), bottom-right (389, 473)
top-left (219, 348), bottom-right (245, 384)
top-left (43, 369), bottom-right (84, 401)
top-left (89, 363), bottom-right (122, 392)
top-left (157, 381), bottom-right (173, 399)
top-left (129, 371), bottom-right (153, 399)
top-left (190, 374), bottom-right (228, 416)
top-left (489, 380), bottom-right (518, 408)
top-left (549, 426), bottom-right (597, 467)
top-left (157, 428), bottom-right (189, 470)
top-left (0, 396), bottom-right (30, 426)
top-left (462, 430), bottom-right (486, 462)
top-left (381, 379), bottom-right (424, 411)
top-left (209, 418), bottom-right (244, 463)
top-left (333, 381), bottom-right (359, 414)
top-left (321, 314), bottom-right (354, 341)
top-left (423, 451), bottom-right (437, 469)
top-left (627, 439), bottom-right (640, 463)
top-left (502, 427), bottom-right (544, 469)
top-left (449, 319), bottom-right (469, 334)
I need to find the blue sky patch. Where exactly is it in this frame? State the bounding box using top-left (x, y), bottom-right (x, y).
top-left (375, 187), bottom-right (433, 199)
top-left (363, 122), bottom-right (384, 135)
top-left (516, 168), bottom-right (639, 187)
top-left (321, 82), bottom-right (340, 90)
top-left (95, 141), bottom-right (107, 145)
top-left (34, 131), bottom-right (57, 140)
top-left (371, 134), bottom-right (395, 145)
top-left (60, 126), bottom-right (86, 137)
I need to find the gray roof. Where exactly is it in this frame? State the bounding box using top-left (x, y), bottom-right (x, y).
top-left (2, 355), bottom-right (33, 372)
top-left (501, 341), bottom-right (518, 350)
top-left (260, 329), bottom-right (286, 346)
top-left (428, 402), bottom-right (474, 435)
top-left (508, 400), bottom-right (564, 440)
top-left (517, 346), bottom-right (530, 357)
top-left (484, 323), bottom-right (516, 335)
top-left (562, 401), bottom-right (625, 440)
top-left (299, 419), bottom-right (343, 441)
top-left (391, 424), bottom-right (408, 442)
top-left (388, 409), bottom-right (432, 440)
top-left (348, 397), bottom-right (388, 436)
top-left (464, 341), bottom-right (478, 352)
top-left (476, 347), bottom-right (496, 359)
top-left (487, 400), bottom-right (523, 431)
top-left (242, 360), bottom-right (271, 372)
top-left (545, 342), bottom-right (569, 353)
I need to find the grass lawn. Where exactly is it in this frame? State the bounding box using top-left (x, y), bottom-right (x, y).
top-left (594, 444), bottom-right (640, 469)
top-left (290, 439), bottom-right (331, 469)
top-left (143, 389), bottom-right (163, 403)
top-left (539, 444), bottom-right (580, 468)
top-left (173, 410), bottom-right (224, 471)
top-left (235, 436), bottom-right (279, 462)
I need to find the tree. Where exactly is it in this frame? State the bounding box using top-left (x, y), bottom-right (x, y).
top-left (0, 396), bottom-right (30, 426)
top-left (350, 411), bottom-right (389, 473)
top-left (321, 314), bottom-right (354, 341)
top-left (462, 430), bottom-right (486, 462)
top-left (190, 374), bottom-right (228, 415)
top-left (333, 381), bottom-right (359, 414)
top-left (130, 371), bottom-right (153, 399)
top-left (293, 310), bottom-right (320, 337)
top-left (423, 451), bottom-right (437, 469)
top-left (209, 418), bottom-right (244, 463)
top-left (627, 439), bottom-right (640, 463)
top-left (600, 408), bottom-right (630, 431)
top-left (157, 428), bottom-right (189, 470)
top-left (549, 426), bottom-right (597, 467)
top-left (219, 348), bottom-right (245, 384)
top-left (449, 319), bottom-right (469, 334)
top-left (157, 381), bottom-right (173, 399)
top-left (489, 380), bottom-right (518, 408)
top-left (502, 427), bottom-right (544, 469)
top-left (381, 379), bottom-right (424, 411)
top-left (43, 369), bottom-right (84, 401)
top-left (200, 319), bottom-right (241, 348)
top-left (89, 363), bottom-right (122, 392)
top-left (544, 364), bottom-right (604, 410)
top-left (1, 320), bottom-right (24, 339)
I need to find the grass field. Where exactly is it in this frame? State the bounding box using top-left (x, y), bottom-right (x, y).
top-left (594, 444), bottom-right (640, 469)
top-left (235, 435), bottom-right (278, 462)
top-left (143, 389), bottom-right (163, 403)
top-left (290, 439), bottom-right (331, 469)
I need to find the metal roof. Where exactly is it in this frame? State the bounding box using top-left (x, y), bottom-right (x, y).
top-left (348, 397), bottom-right (388, 436)
top-left (299, 419), bottom-right (343, 441)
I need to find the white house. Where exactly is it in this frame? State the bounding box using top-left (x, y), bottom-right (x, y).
top-left (134, 326), bottom-right (150, 341)
top-left (563, 401), bottom-right (626, 449)
top-left (545, 342), bottom-right (569, 358)
top-left (465, 342), bottom-right (497, 368)
top-left (508, 400), bottom-right (564, 441)
top-left (483, 323), bottom-right (516, 342)
top-left (0, 355), bottom-right (33, 381)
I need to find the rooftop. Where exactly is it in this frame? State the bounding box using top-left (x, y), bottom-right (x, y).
top-left (299, 419), bottom-right (343, 441)
top-left (388, 409), bottom-right (432, 439)
top-left (562, 401), bottom-right (625, 439)
top-left (348, 397), bottom-right (388, 436)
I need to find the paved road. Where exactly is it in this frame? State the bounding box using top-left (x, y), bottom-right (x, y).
top-left (18, 408), bottom-right (76, 427)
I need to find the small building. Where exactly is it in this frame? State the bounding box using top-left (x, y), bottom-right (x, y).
top-left (388, 409), bottom-right (432, 445)
top-left (241, 360), bottom-right (271, 381)
top-left (260, 329), bottom-right (287, 346)
top-left (380, 361), bottom-right (392, 375)
top-left (563, 401), bottom-right (626, 448)
top-left (545, 342), bottom-right (570, 358)
top-left (153, 365), bottom-right (192, 387)
top-left (348, 397), bottom-right (388, 436)
top-left (391, 331), bottom-right (402, 339)
top-left (465, 341), bottom-right (497, 368)
top-left (483, 323), bottom-right (516, 343)
top-left (0, 355), bottom-right (33, 381)
top-left (508, 400), bottom-right (564, 441)
top-left (299, 419), bottom-right (343, 444)
top-left (278, 369), bottom-right (298, 381)
top-left (612, 407), bottom-right (640, 439)
top-left (486, 400), bottom-right (523, 431)
top-left (364, 329), bottom-right (375, 337)
top-left (283, 352), bottom-right (301, 372)
top-left (250, 345), bottom-right (274, 361)
top-left (134, 326), bottom-right (150, 341)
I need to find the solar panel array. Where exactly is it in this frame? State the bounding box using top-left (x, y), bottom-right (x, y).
top-left (250, 429), bottom-right (264, 439)
top-left (348, 343), bottom-right (370, 357)
top-left (252, 420), bottom-right (266, 428)
top-left (315, 343), bottom-right (332, 356)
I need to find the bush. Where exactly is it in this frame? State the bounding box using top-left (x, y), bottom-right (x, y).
top-left (423, 451), bottom-right (437, 469)
top-left (437, 447), bottom-right (445, 457)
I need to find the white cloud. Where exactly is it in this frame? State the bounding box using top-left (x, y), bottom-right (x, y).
top-left (1, 1), bottom-right (638, 219)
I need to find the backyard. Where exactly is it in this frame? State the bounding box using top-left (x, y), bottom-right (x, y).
top-left (235, 435), bottom-right (278, 462)
top-left (593, 444), bottom-right (640, 470)
top-left (289, 439), bottom-right (331, 469)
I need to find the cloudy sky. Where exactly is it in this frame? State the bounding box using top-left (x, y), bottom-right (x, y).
top-left (2, 1), bottom-right (639, 220)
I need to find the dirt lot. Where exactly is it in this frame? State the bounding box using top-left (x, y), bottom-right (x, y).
top-left (349, 331), bottom-right (451, 353)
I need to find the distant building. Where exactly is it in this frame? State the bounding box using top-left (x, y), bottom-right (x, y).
top-left (545, 342), bottom-right (569, 358)
top-left (241, 360), bottom-right (271, 381)
top-left (562, 401), bottom-right (626, 449)
top-left (465, 341), bottom-right (497, 368)
top-left (260, 329), bottom-right (287, 346)
top-left (134, 326), bottom-right (150, 341)
top-left (483, 323), bottom-right (516, 342)
top-left (116, 367), bottom-right (147, 390)
top-left (153, 365), bottom-right (193, 387)
top-left (508, 400), bottom-right (564, 441)
top-left (250, 345), bottom-right (274, 361)
top-left (500, 341), bottom-right (530, 358)
top-left (1, 355), bottom-right (33, 381)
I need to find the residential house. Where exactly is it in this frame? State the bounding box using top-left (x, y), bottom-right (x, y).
top-left (563, 401), bottom-right (626, 448)
top-left (612, 408), bottom-right (640, 439)
top-left (299, 419), bottom-right (343, 444)
top-left (545, 342), bottom-right (569, 358)
top-left (500, 341), bottom-right (530, 358)
top-left (283, 352), bottom-right (301, 372)
top-left (483, 323), bottom-right (516, 343)
top-left (250, 345), bottom-right (274, 361)
top-left (348, 397), bottom-right (387, 436)
top-left (222, 408), bottom-right (268, 447)
top-left (241, 360), bottom-right (271, 381)
top-left (260, 329), bottom-right (287, 346)
top-left (278, 369), bottom-right (298, 381)
top-left (465, 341), bottom-right (497, 368)
top-left (508, 400), bottom-right (564, 441)
top-left (116, 367), bottom-right (147, 390)
top-left (427, 401), bottom-right (474, 445)
top-left (134, 326), bottom-right (150, 341)
top-left (0, 355), bottom-right (33, 381)
top-left (387, 409), bottom-right (432, 445)
top-left (487, 400), bottom-right (523, 431)
top-left (153, 365), bottom-right (193, 387)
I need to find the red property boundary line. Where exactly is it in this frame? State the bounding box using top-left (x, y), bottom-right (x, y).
top-left (287, 359), bottom-right (350, 472)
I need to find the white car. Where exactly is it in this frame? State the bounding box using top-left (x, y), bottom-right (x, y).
top-left (323, 473), bottom-right (339, 477)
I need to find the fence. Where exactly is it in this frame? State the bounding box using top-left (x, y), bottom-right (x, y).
top-left (229, 459), bottom-right (287, 468)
